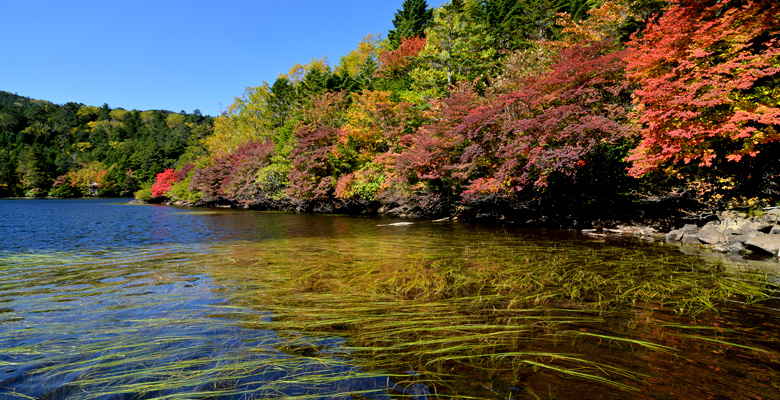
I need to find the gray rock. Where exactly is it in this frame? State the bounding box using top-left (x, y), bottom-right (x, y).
top-left (667, 224), bottom-right (699, 241)
top-left (770, 225), bottom-right (780, 235)
top-left (718, 218), bottom-right (773, 235)
top-left (681, 223), bottom-right (699, 233)
top-left (712, 242), bottom-right (745, 254)
top-left (748, 221), bottom-right (775, 233)
top-left (718, 218), bottom-right (743, 234)
top-left (698, 225), bottom-right (726, 244)
top-left (766, 209), bottom-right (780, 222)
top-left (727, 234), bottom-right (748, 245)
top-left (718, 210), bottom-right (748, 220)
top-left (665, 230), bottom-right (681, 241)
top-left (681, 233), bottom-right (702, 245)
top-left (742, 228), bottom-right (763, 238)
top-left (745, 235), bottom-right (780, 256)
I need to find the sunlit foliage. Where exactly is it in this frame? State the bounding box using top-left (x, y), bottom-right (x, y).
top-left (151, 168), bottom-right (178, 197)
top-left (0, 91), bottom-right (212, 197)
top-left (626, 0), bottom-right (780, 177)
top-left (10, 0), bottom-right (779, 217)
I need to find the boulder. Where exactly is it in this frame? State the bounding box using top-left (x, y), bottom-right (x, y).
top-left (747, 220), bottom-right (775, 234)
top-left (698, 225), bottom-right (726, 244)
top-left (717, 217), bottom-right (773, 235)
top-left (681, 233), bottom-right (702, 245)
top-left (766, 209), bottom-right (780, 222)
top-left (718, 218), bottom-right (744, 234)
top-left (712, 242), bottom-right (745, 254)
top-left (703, 220), bottom-right (720, 228)
top-left (666, 224), bottom-right (699, 241)
top-left (745, 235), bottom-right (780, 256)
top-left (742, 227), bottom-right (764, 238)
top-left (727, 234), bottom-right (748, 245)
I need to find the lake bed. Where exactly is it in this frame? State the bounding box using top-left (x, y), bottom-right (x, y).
top-left (1, 199), bottom-right (779, 399)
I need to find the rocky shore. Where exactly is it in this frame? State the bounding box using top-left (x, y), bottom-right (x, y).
top-left (663, 209), bottom-right (780, 257)
top-left (582, 209), bottom-right (780, 260)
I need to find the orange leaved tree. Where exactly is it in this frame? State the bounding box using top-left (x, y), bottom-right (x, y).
top-left (626, 0), bottom-right (780, 177)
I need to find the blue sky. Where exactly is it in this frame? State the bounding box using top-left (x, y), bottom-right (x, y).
top-left (1, 1), bottom-right (444, 116)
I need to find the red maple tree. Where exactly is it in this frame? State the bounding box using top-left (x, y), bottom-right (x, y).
top-left (626, 0), bottom-right (780, 177)
top-left (378, 36), bottom-right (426, 76)
top-left (151, 169), bottom-right (179, 198)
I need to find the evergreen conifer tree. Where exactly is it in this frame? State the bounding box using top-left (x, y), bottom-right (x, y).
top-left (387, 0), bottom-right (434, 49)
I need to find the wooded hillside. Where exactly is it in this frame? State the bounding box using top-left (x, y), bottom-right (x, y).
top-left (5, 0), bottom-right (778, 226)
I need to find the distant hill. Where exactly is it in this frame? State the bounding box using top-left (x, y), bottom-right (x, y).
top-left (0, 91), bottom-right (213, 198)
top-left (0, 91), bottom-right (54, 110)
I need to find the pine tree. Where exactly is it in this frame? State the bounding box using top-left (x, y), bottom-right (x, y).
top-left (478, 0), bottom-right (526, 50)
top-left (387, 0), bottom-right (434, 49)
top-left (476, 0), bottom-right (592, 50)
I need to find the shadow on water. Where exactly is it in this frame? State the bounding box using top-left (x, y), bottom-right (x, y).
top-left (0, 199), bottom-right (779, 399)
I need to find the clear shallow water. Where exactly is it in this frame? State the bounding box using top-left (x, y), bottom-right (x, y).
top-left (0, 198), bottom-right (297, 252)
top-left (0, 199), bottom-right (779, 399)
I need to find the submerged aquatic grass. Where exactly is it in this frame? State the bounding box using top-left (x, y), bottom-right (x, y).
top-left (1, 223), bottom-right (779, 399)
top-left (207, 234), bottom-right (780, 399)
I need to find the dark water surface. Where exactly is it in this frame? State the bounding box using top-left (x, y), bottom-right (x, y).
top-left (0, 198), bottom-right (779, 399)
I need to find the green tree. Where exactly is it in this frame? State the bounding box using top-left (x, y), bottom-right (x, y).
top-left (414, 0), bottom-right (495, 96)
top-left (0, 150), bottom-right (18, 196)
top-left (387, 0), bottom-right (434, 49)
top-left (477, 0), bottom-right (525, 50)
top-left (336, 34), bottom-right (381, 79)
top-left (206, 85), bottom-right (275, 157)
top-left (17, 144), bottom-right (54, 196)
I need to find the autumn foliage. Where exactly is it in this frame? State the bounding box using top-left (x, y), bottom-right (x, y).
top-left (378, 36), bottom-right (427, 76)
top-left (189, 142), bottom-right (276, 202)
top-left (146, 0), bottom-right (780, 220)
top-left (473, 40), bottom-right (631, 193)
top-left (626, 0), bottom-right (780, 177)
top-left (396, 39), bottom-right (632, 197)
top-left (288, 125), bottom-right (340, 201)
top-left (151, 169), bottom-right (178, 198)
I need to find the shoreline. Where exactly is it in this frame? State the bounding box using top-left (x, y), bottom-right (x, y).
top-left (160, 196), bottom-right (780, 264)
top-left (8, 195), bottom-right (780, 264)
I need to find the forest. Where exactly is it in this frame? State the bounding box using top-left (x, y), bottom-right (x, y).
top-left (0, 91), bottom-right (212, 198)
top-left (3, 0), bottom-right (779, 226)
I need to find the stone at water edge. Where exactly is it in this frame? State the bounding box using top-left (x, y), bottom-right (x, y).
top-left (712, 242), bottom-right (745, 254)
top-left (666, 224), bottom-right (699, 241)
top-left (726, 234), bottom-right (749, 245)
top-left (681, 233), bottom-right (702, 245)
top-left (745, 235), bottom-right (780, 256)
top-left (698, 225), bottom-right (726, 244)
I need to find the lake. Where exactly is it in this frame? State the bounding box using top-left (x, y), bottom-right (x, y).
top-left (1, 198), bottom-right (779, 399)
